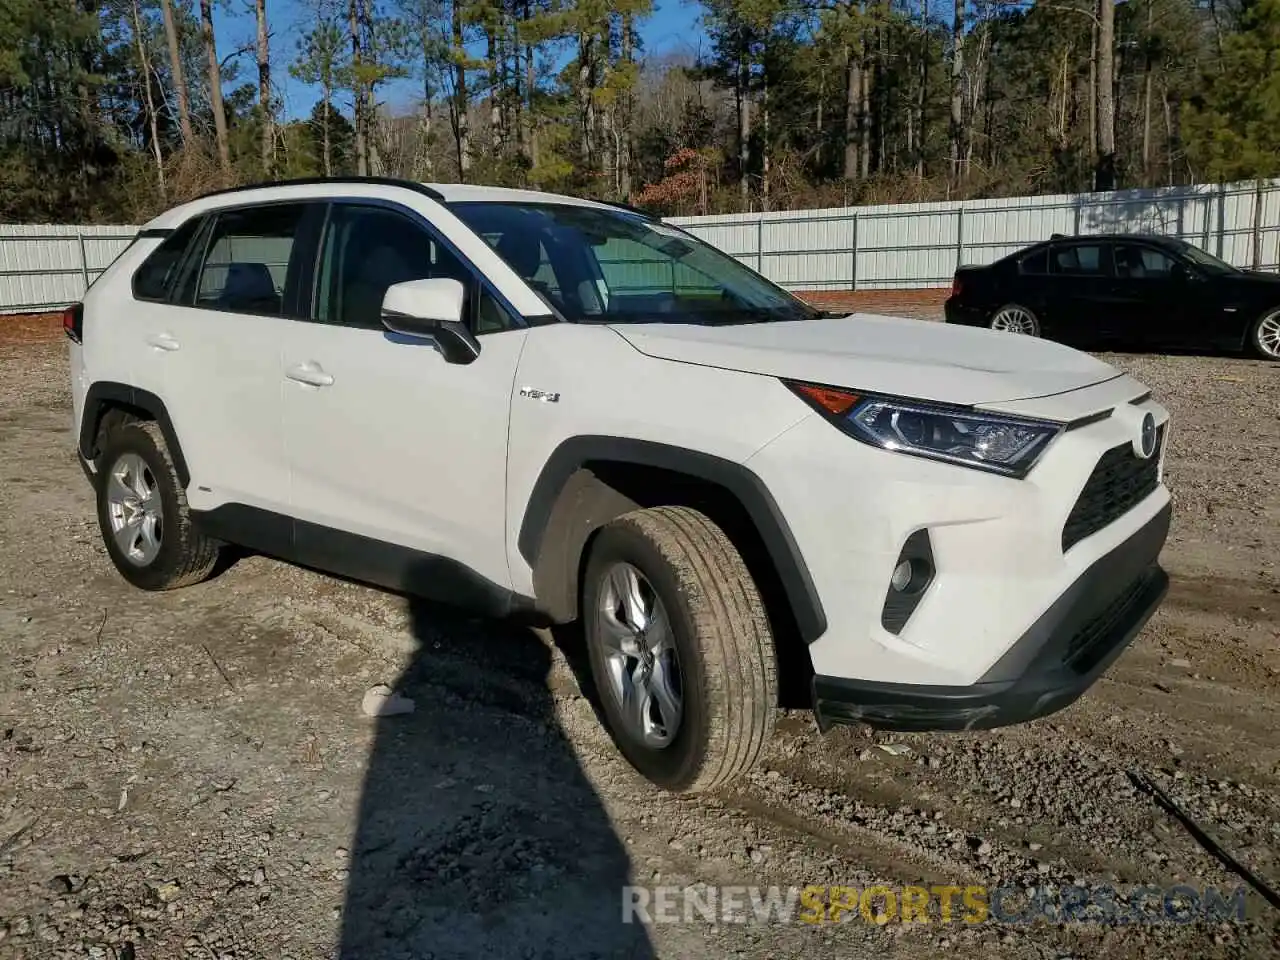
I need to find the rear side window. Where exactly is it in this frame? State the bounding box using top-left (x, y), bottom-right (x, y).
top-left (1019, 248), bottom-right (1049, 274)
top-left (190, 204), bottom-right (308, 315)
top-left (1051, 244), bottom-right (1104, 276)
top-left (131, 219), bottom-right (204, 301)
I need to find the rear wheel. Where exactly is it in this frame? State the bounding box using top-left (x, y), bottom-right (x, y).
top-left (96, 420), bottom-right (220, 590)
top-left (1248, 308), bottom-right (1280, 360)
top-left (989, 303), bottom-right (1041, 336)
top-left (582, 506), bottom-right (777, 794)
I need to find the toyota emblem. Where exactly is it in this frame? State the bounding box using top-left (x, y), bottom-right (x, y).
top-left (1135, 412), bottom-right (1157, 459)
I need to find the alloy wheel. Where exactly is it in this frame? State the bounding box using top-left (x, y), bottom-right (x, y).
top-left (105, 452), bottom-right (163, 566)
top-left (990, 306), bottom-right (1037, 334)
top-left (1257, 311), bottom-right (1280, 358)
top-left (595, 562), bottom-right (684, 748)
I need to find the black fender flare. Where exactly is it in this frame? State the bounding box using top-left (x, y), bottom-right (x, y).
top-left (517, 436), bottom-right (827, 643)
top-left (79, 382), bottom-right (191, 488)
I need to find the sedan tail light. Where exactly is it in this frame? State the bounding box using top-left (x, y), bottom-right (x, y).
top-left (950, 274), bottom-right (964, 298)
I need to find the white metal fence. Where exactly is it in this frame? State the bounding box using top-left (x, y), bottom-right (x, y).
top-left (0, 224), bottom-right (138, 315)
top-left (3, 178), bottom-right (1279, 314)
top-left (667, 178), bottom-right (1280, 290)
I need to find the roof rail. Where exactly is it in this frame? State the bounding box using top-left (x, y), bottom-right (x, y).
top-left (192, 176), bottom-right (447, 203)
top-left (596, 197), bottom-right (656, 220)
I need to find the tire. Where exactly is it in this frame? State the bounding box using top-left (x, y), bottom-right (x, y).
top-left (1247, 308), bottom-right (1280, 360)
top-left (582, 506), bottom-right (777, 794)
top-left (988, 303), bottom-right (1041, 336)
top-left (95, 420), bottom-right (220, 590)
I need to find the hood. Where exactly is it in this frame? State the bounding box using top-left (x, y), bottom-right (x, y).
top-left (1228, 269), bottom-right (1280, 290)
top-left (608, 313), bottom-right (1120, 408)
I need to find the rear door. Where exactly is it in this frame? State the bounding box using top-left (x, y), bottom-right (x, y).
top-left (1044, 240), bottom-right (1113, 344)
top-left (155, 201), bottom-right (315, 516)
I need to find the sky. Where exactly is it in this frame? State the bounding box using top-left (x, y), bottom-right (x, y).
top-left (212, 0), bottom-right (709, 123)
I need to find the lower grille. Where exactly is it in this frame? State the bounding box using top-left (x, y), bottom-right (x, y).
top-left (1062, 428), bottom-right (1162, 551)
top-left (1063, 573), bottom-right (1151, 674)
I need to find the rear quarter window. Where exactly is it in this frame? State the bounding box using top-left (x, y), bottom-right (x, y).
top-left (131, 219), bottom-right (205, 302)
top-left (1019, 248), bottom-right (1049, 274)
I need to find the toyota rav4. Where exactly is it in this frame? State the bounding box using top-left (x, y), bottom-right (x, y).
top-left (66, 177), bottom-right (1172, 793)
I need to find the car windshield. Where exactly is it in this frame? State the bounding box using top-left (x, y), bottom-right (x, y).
top-left (449, 201), bottom-right (821, 325)
top-left (1173, 240), bottom-right (1237, 274)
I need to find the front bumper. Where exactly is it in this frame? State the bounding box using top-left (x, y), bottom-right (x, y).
top-left (813, 502), bottom-right (1170, 732)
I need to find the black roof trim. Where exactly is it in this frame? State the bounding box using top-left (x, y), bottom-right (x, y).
top-left (191, 176), bottom-right (447, 204)
top-left (596, 198), bottom-right (657, 220)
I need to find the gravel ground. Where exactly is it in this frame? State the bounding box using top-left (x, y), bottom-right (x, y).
top-left (0, 325), bottom-right (1277, 959)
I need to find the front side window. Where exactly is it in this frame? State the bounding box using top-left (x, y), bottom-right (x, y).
top-left (450, 202), bottom-right (820, 325)
top-left (132, 218), bottom-right (204, 301)
top-left (314, 203), bottom-right (517, 334)
top-left (1174, 240), bottom-right (1237, 274)
top-left (1051, 244), bottom-right (1105, 277)
top-left (191, 204), bottom-right (308, 315)
top-left (1113, 243), bottom-right (1175, 279)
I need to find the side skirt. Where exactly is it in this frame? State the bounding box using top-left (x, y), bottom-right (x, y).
top-left (191, 503), bottom-right (536, 620)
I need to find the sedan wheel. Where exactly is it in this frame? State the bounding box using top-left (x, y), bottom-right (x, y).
top-left (1251, 309), bottom-right (1280, 360)
top-left (989, 304), bottom-right (1040, 336)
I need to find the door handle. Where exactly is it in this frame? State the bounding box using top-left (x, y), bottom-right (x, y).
top-left (285, 362), bottom-right (335, 387)
top-left (146, 332), bottom-right (180, 352)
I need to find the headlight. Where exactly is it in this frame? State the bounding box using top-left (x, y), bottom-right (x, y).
top-left (785, 382), bottom-right (1062, 478)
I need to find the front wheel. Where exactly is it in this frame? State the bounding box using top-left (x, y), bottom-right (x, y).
top-left (989, 303), bottom-right (1041, 336)
top-left (582, 506), bottom-right (777, 794)
top-left (1248, 308), bottom-right (1280, 360)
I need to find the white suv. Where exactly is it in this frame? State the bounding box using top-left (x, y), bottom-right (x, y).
top-left (66, 177), bottom-right (1172, 792)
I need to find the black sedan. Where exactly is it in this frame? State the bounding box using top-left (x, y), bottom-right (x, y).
top-left (943, 233), bottom-right (1280, 360)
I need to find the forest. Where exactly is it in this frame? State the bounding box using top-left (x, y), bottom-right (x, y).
top-left (0, 0), bottom-right (1278, 223)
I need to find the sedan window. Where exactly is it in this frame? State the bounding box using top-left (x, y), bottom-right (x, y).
top-left (1114, 244), bottom-right (1175, 279)
top-left (1051, 244), bottom-right (1105, 276)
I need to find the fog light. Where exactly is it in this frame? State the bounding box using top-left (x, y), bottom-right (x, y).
top-left (881, 531), bottom-right (935, 634)
top-left (889, 557), bottom-right (931, 594)
top-left (891, 560), bottom-right (913, 592)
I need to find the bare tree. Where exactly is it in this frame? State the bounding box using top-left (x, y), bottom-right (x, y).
top-left (200, 0), bottom-right (232, 177)
top-left (738, 26), bottom-right (751, 207)
top-left (1096, 0), bottom-right (1115, 189)
top-left (348, 0), bottom-right (368, 174)
top-left (131, 0), bottom-right (166, 197)
top-left (843, 40), bottom-right (859, 179)
top-left (158, 0), bottom-right (195, 145)
top-left (256, 0), bottom-right (273, 176)
top-left (949, 0), bottom-right (964, 189)
top-left (450, 0), bottom-right (470, 178)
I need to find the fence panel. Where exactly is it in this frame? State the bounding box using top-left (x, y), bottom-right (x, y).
top-left (3, 178), bottom-right (1280, 314)
top-left (0, 225), bottom-right (137, 314)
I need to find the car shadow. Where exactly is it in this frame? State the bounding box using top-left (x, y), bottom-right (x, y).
top-left (337, 587), bottom-right (656, 959)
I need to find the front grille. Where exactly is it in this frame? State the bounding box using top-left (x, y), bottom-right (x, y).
top-left (1062, 427), bottom-right (1163, 552)
top-left (1063, 573), bottom-right (1151, 673)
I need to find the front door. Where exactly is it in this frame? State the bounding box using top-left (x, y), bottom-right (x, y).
top-left (282, 200), bottom-right (527, 594)
top-left (1106, 241), bottom-right (1190, 348)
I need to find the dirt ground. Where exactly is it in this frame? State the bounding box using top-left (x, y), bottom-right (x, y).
top-left (0, 308), bottom-right (1278, 959)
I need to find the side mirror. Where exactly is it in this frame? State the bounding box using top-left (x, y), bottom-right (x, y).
top-left (380, 278), bottom-right (480, 365)
top-left (1170, 262), bottom-right (1195, 283)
